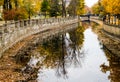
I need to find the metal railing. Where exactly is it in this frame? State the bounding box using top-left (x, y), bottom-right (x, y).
top-left (0, 17), bottom-right (78, 56)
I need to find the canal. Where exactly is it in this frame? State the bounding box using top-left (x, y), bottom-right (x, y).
top-left (15, 23), bottom-right (120, 82)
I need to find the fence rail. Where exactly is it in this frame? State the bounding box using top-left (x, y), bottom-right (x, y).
top-left (0, 17), bottom-right (78, 56)
top-left (104, 15), bottom-right (120, 28)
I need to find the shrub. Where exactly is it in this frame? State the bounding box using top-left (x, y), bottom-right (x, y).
top-left (3, 9), bottom-right (16, 20)
top-left (3, 8), bottom-right (28, 21)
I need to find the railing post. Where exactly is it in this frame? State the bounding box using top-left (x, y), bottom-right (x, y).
top-left (28, 19), bottom-right (30, 27)
top-left (39, 19), bottom-right (42, 27)
top-left (43, 19), bottom-right (46, 24)
top-left (15, 21), bottom-right (19, 28)
top-left (25, 20), bottom-right (28, 27)
top-left (20, 20), bottom-right (24, 27)
top-left (118, 15), bottom-right (120, 28)
top-left (36, 19), bottom-right (38, 25)
top-left (114, 15), bottom-right (117, 25)
top-left (24, 20), bottom-right (27, 27)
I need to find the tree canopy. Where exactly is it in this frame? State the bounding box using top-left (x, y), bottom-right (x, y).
top-left (1, 0), bottom-right (86, 20)
top-left (67, 0), bottom-right (85, 16)
top-left (49, 0), bottom-right (61, 17)
top-left (0, 0), bottom-right (3, 6)
top-left (102, 0), bottom-right (120, 14)
top-left (92, 0), bottom-right (120, 15)
top-left (41, 0), bottom-right (49, 17)
top-left (91, 3), bottom-right (101, 15)
top-left (2, 0), bottom-right (41, 20)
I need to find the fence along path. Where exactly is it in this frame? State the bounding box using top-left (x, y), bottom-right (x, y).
top-left (0, 17), bottom-right (78, 57)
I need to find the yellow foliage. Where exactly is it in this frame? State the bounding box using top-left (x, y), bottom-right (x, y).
top-left (101, 0), bottom-right (120, 14)
top-left (76, 0), bottom-right (85, 15)
top-left (0, 0), bottom-right (3, 6)
top-left (24, 0), bottom-right (41, 14)
top-left (112, 0), bottom-right (120, 14)
top-left (92, 3), bottom-right (100, 14)
top-left (34, 0), bottom-right (42, 14)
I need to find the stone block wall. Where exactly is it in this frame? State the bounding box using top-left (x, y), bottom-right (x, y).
top-left (103, 24), bottom-right (120, 37)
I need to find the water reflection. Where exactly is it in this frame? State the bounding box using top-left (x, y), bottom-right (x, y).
top-left (101, 48), bottom-right (120, 82)
top-left (14, 26), bottom-right (85, 82)
top-left (36, 26), bottom-right (109, 82)
top-left (37, 26), bottom-right (85, 78)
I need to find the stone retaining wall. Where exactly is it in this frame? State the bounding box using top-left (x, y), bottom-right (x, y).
top-left (0, 17), bottom-right (78, 57)
top-left (103, 24), bottom-right (120, 37)
top-left (91, 18), bottom-right (120, 38)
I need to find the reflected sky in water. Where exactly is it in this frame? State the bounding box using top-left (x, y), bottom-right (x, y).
top-left (35, 26), bottom-right (110, 82)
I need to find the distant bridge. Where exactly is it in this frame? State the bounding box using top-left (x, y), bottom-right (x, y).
top-left (80, 15), bottom-right (90, 22)
top-left (0, 17), bottom-right (78, 56)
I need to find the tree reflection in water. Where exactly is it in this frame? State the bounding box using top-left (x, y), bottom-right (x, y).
top-left (36, 26), bottom-right (85, 78)
top-left (100, 48), bottom-right (120, 82)
top-left (68, 26), bottom-right (85, 66)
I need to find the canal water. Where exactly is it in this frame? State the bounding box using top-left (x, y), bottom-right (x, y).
top-left (19, 23), bottom-right (120, 82)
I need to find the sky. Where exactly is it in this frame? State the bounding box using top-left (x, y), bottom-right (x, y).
top-left (85, 0), bottom-right (98, 7)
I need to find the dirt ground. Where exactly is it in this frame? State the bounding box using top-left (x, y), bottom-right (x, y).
top-left (0, 34), bottom-right (36, 82)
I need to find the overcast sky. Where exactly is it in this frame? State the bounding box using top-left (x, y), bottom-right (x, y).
top-left (85, 0), bottom-right (98, 7)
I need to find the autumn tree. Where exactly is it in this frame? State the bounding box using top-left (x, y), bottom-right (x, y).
top-left (67, 0), bottom-right (85, 16)
top-left (92, 3), bottom-right (102, 15)
top-left (76, 0), bottom-right (84, 15)
top-left (67, 0), bottom-right (77, 16)
top-left (100, 0), bottom-right (120, 24)
top-left (100, 0), bottom-right (120, 15)
top-left (92, 0), bottom-right (120, 25)
top-left (2, 0), bottom-right (41, 20)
